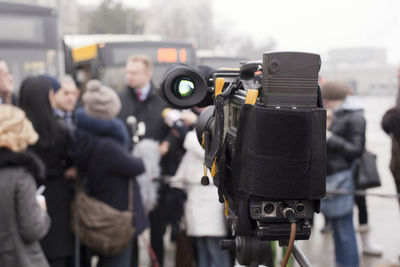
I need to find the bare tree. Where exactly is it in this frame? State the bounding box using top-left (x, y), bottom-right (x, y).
top-left (80, 0), bottom-right (144, 34)
top-left (144, 0), bottom-right (217, 49)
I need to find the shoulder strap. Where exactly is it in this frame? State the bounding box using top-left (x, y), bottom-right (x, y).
top-left (128, 178), bottom-right (134, 211)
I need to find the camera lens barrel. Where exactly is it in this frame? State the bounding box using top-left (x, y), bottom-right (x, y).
top-left (195, 106), bottom-right (215, 144)
top-left (160, 65), bottom-right (209, 109)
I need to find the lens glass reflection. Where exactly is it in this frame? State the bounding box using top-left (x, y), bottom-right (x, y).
top-left (174, 77), bottom-right (194, 99)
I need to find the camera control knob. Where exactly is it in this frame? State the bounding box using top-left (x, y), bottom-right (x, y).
top-left (201, 176), bottom-right (210, 186)
top-left (268, 60), bottom-right (280, 74)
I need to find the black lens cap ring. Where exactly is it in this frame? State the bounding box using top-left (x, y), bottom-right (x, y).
top-left (161, 65), bottom-right (208, 109)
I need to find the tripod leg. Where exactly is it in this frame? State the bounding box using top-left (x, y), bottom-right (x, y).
top-left (292, 243), bottom-right (312, 267)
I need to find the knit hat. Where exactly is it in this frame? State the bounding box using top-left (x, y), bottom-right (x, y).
top-left (0, 104), bottom-right (39, 152)
top-left (40, 74), bottom-right (61, 92)
top-left (82, 80), bottom-right (121, 120)
top-left (321, 81), bottom-right (352, 101)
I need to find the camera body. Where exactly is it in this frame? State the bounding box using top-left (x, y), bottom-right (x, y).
top-left (160, 52), bottom-right (326, 265)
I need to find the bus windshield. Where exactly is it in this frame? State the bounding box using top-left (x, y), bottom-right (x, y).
top-left (0, 2), bottom-right (60, 92)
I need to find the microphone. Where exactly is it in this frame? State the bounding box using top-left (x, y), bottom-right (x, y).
top-left (162, 108), bottom-right (189, 138)
top-left (126, 115), bottom-right (138, 143)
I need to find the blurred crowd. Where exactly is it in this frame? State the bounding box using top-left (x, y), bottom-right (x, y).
top-left (0, 54), bottom-right (400, 267)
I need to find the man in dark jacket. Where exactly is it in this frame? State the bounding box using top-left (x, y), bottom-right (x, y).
top-left (118, 55), bottom-right (183, 174)
top-left (118, 55), bottom-right (184, 266)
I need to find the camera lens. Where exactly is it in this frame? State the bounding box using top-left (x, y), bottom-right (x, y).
top-left (195, 106), bottom-right (215, 144)
top-left (173, 77), bottom-right (195, 99)
top-left (159, 64), bottom-right (210, 109)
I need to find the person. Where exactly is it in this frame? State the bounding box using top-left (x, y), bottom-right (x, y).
top-left (170, 127), bottom-right (232, 267)
top-left (0, 59), bottom-right (14, 104)
top-left (382, 106), bottom-right (400, 207)
top-left (321, 81), bottom-right (362, 267)
top-left (0, 104), bottom-right (51, 267)
top-left (43, 75), bottom-right (80, 131)
top-left (69, 80), bottom-right (148, 267)
top-left (18, 76), bottom-right (75, 267)
top-left (118, 54), bottom-right (184, 266)
top-left (382, 67), bottom-right (400, 210)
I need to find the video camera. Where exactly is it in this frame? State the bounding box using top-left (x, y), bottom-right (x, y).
top-left (160, 52), bottom-right (326, 265)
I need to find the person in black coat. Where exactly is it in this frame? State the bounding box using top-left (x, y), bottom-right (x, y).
top-left (69, 80), bottom-right (147, 267)
top-left (118, 55), bottom-right (184, 176)
top-left (118, 55), bottom-right (185, 266)
top-left (18, 76), bottom-right (74, 267)
top-left (382, 107), bottom-right (400, 206)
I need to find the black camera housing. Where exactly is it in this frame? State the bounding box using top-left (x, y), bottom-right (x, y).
top-left (159, 52), bottom-right (326, 265)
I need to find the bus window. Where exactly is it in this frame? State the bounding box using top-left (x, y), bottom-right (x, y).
top-left (0, 2), bottom-right (60, 91)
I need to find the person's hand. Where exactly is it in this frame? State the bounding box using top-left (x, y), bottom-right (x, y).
top-left (65, 167), bottom-right (78, 180)
top-left (159, 141), bottom-right (170, 156)
top-left (36, 195), bottom-right (47, 212)
top-left (180, 110), bottom-right (198, 126)
top-left (163, 109), bottom-right (181, 127)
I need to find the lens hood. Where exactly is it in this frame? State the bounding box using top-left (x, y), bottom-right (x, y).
top-left (160, 64), bottom-right (209, 109)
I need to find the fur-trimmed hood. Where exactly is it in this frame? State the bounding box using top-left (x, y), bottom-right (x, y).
top-left (0, 148), bottom-right (45, 181)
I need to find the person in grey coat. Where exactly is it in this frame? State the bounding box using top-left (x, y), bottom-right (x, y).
top-left (0, 104), bottom-right (51, 267)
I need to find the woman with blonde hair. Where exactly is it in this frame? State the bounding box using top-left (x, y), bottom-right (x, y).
top-left (0, 104), bottom-right (50, 267)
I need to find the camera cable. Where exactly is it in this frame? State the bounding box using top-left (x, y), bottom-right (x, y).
top-left (281, 208), bottom-right (297, 267)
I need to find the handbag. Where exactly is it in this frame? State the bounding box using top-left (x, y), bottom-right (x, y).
top-left (320, 169), bottom-right (354, 218)
top-left (71, 178), bottom-right (135, 257)
top-left (356, 151), bottom-right (381, 189)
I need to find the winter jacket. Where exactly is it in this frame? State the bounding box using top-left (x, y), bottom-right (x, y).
top-left (118, 84), bottom-right (169, 141)
top-left (29, 126), bottom-right (74, 259)
top-left (170, 130), bottom-right (227, 237)
top-left (69, 128), bottom-right (149, 234)
top-left (0, 149), bottom-right (50, 267)
top-left (118, 84), bottom-right (184, 176)
top-left (74, 108), bottom-right (130, 150)
top-left (382, 107), bottom-right (400, 193)
top-left (327, 96), bottom-right (366, 175)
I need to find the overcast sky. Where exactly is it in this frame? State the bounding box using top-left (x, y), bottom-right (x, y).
top-left (80, 0), bottom-right (400, 65)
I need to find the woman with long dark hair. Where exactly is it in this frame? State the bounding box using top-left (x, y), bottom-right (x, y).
top-left (19, 76), bottom-right (74, 267)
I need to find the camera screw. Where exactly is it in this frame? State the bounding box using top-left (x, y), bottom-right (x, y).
top-left (201, 176), bottom-right (210, 186)
top-left (264, 203), bottom-right (275, 215)
top-left (253, 207), bottom-right (262, 217)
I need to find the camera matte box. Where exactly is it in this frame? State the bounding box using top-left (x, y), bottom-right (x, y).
top-left (262, 52), bottom-right (321, 108)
